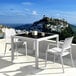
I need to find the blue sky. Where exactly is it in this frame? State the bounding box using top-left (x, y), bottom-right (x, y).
top-left (0, 0), bottom-right (76, 24)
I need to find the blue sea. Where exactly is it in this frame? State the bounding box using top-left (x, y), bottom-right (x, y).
top-left (0, 23), bottom-right (43, 31)
top-left (1, 23), bottom-right (33, 30)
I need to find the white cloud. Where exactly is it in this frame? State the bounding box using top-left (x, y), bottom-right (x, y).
top-left (22, 2), bottom-right (32, 5)
top-left (32, 11), bottom-right (38, 15)
top-left (25, 9), bottom-right (30, 11)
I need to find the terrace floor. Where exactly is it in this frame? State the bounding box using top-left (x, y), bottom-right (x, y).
top-left (0, 39), bottom-right (76, 76)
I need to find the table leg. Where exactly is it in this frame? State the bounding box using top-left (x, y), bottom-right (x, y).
top-left (35, 40), bottom-right (39, 69)
top-left (56, 35), bottom-right (59, 47)
top-left (11, 36), bottom-right (14, 62)
top-left (33, 40), bottom-right (35, 50)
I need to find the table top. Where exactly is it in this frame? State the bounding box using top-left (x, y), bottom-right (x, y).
top-left (16, 32), bottom-right (54, 39)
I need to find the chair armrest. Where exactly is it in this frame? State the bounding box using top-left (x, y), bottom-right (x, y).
top-left (60, 40), bottom-right (64, 42)
top-left (45, 40), bottom-right (54, 42)
top-left (46, 43), bottom-right (57, 51)
top-left (45, 40), bottom-right (59, 47)
top-left (48, 43), bottom-right (58, 46)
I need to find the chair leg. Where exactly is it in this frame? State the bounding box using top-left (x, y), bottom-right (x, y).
top-left (15, 43), bottom-right (18, 57)
top-left (60, 55), bottom-right (64, 73)
top-left (53, 54), bottom-right (55, 63)
top-left (70, 49), bottom-right (74, 67)
top-left (4, 43), bottom-right (7, 56)
top-left (70, 54), bottom-right (74, 67)
top-left (25, 44), bottom-right (27, 56)
top-left (45, 50), bottom-right (47, 67)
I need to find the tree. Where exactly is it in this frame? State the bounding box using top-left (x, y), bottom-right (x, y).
top-left (59, 25), bottom-right (74, 40)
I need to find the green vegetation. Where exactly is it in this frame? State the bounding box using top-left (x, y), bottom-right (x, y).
top-left (70, 24), bottom-right (76, 34)
top-left (59, 25), bottom-right (74, 40)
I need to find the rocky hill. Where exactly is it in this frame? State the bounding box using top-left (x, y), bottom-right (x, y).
top-left (32, 17), bottom-right (76, 43)
top-left (32, 17), bottom-right (69, 32)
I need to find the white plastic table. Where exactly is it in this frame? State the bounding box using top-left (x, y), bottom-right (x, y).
top-left (11, 33), bottom-right (59, 69)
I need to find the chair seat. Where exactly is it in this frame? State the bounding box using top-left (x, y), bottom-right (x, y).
top-left (6, 42), bottom-right (11, 44)
top-left (23, 42), bottom-right (27, 45)
top-left (47, 47), bottom-right (61, 53)
top-left (47, 47), bottom-right (70, 56)
top-left (14, 41), bottom-right (23, 44)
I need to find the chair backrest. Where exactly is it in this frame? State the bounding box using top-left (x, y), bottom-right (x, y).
top-left (4, 28), bottom-right (16, 42)
top-left (5, 28), bottom-right (16, 39)
top-left (62, 36), bottom-right (73, 51)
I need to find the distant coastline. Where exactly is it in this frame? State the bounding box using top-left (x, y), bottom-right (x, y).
top-left (0, 23), bottom-right (32, 30)
top-left (0, 23), bottom-right (76, 33)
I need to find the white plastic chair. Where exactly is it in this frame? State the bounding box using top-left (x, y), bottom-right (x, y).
top-left (4, 28), bottom-right (27, 56)
top-left (14, 41), bottom-right (27, 56)
top-left (45, 37), bottom-right (74, 73)
top-left (4, 28), bottom-right (16, 55)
